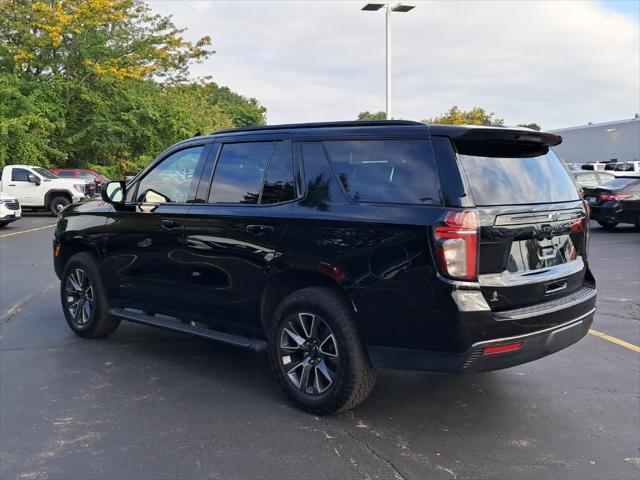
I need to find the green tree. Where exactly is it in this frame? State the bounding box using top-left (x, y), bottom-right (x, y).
top-left (517, 123), bottom-right (541, 131)
top-left (358, 111), bottom-right (387, 121)
top-left (423, 106), bottom-right (504, 126)
top-left (0, 0), bottom-right (266, 176)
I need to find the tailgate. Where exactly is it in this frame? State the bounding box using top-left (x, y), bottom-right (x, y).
top-left (452, 134), bottom-right (590, 312)
top-left (476, 204), bottom-right (588, 311)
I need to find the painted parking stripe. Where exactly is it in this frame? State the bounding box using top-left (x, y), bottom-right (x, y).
top-left (0, 224), bottom-right (56, 238)
top-left (589, 329), bottom-right (640, 353)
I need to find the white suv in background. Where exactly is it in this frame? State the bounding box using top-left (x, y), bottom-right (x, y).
top-left (0, 193), bottom-right (21, 227)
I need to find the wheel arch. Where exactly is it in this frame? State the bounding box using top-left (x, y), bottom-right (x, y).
top-left (55, 238), bottom-right (102, 279)
top-left (45, 189), bottom-right (73, 208)
top-left (259, 269), bottom-right (357, 334)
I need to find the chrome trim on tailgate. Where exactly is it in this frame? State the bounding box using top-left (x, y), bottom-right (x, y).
top-left (494, 285), bottom-right (596, 321)
top-left (494, 208), bottom-right (583, 226)
top-left (479, 257), bottom-right (584, 287)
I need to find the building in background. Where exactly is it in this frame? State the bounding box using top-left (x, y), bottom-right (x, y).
top-left (548, 116), bottom-right (640, 165)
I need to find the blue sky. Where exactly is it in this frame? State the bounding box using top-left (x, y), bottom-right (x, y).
top-left (151, 1), bottom-right (640, 130)
top-left (601, 0), bottom-right (640, 19)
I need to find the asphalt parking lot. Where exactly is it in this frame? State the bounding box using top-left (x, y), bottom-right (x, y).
top-left (1, 214), bottom-right (638, 480)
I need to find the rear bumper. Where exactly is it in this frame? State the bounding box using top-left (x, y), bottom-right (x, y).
top-left (590, 203), bottom-right (635, 224)
top-left (367, 292), bottom-right (596, 373)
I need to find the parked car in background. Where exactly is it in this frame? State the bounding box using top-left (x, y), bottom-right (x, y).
top-left (611, 161), bottom-right (640, 177)
top-left (49, 168), bottom-right (108, 194)
top-left (573, 171), bottom-right (615, 191)
top-left (0, 193), bottom-right (21, 227)
top-left (581, 161), bottom-right (609, 171)
top-left (53, 121), bottom-right (596, 414)
top-left (0, 165), bottom-right (91, 215)
top-left (583, 176), bottom-right (640, 229)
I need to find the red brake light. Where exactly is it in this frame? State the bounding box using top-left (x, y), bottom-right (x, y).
top-left (600, 191), bottom-right (632, 201)
top-left (433, 210), bottom-right (478, 281)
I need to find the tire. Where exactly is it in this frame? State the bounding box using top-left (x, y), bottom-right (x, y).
top-left (60, 252), bottom-right (120, 338)
top-left (597, 220), bottom-right (618, 230)
top-left (49, 196), bottom-right (70, 215)
top-left (268, 287), bottom-right (376, 415)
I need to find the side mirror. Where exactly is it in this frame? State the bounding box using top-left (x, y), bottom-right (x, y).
top-left (101, 181), bottom-right (126, 205)
top-left (27, 174), bottom-right (41, 186)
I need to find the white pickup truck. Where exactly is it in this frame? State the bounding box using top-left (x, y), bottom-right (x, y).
top-left (0, 165), bottom-right (91, 215)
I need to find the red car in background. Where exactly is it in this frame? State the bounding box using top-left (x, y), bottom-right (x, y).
top-left (49, 169), bottom-right (110, 194)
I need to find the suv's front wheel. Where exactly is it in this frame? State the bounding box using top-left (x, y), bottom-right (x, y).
top-left (61, 252), bottom-right (120, 338)
top-left (268, 287), bottom-right (376, 414)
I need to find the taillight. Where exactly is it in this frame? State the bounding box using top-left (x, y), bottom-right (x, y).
top-left (433, 210), bottom-right (478, 281)
top-left (600, 191), bottom-right (632, 201)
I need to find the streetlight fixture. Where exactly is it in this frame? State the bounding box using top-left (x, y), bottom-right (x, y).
top-left (362, 2), bottom-right (415, 119)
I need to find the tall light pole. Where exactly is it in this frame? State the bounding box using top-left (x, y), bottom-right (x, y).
top-left (362, 3), bottom-right (415, 120)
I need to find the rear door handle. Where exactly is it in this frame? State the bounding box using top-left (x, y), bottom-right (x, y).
top-left (8, 184), bottom-right (15, 186)
top-left (161, 219), bottom-right (183, 230)
top-left (246, 224), bottom-right (275, 236)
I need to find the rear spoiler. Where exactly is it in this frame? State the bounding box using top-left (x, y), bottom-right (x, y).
top-left (450, 127), bottom-right (562, 158)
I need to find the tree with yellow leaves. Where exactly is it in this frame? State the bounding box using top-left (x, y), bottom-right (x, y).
top-left (0, 0), bottom-right (212, 83)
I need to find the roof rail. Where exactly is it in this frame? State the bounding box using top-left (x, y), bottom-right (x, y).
top-left (210, 120), bottom-right (424, 135)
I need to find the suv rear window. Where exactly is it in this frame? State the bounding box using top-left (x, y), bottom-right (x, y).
top-left (324, 140), bottom-right (441, 205)
top-left (602, 177), bottom-right (640, 190)
top-left (458, 150), bottom-right (580, 206)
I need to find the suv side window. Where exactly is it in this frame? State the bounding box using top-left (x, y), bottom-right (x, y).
top-left (11, 168), bottom-right (31, 182)
top-left (79, 172), bottom-right (97, 181)
top-left (136, 146), bottom-right (203, 203)
top-left (260, 141), bottom-right (296, 204)
top-left (208, 142), bottom-right (273, 204)
top-left (324, 139), bottom-right (441, 205)
top-left (300, 142), bottom-right (345, 210)
top-left (57, 171), bottom-right (76, 178)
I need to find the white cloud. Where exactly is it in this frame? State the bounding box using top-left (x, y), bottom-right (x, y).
top-left (149, 0), bottom-right (639, 130)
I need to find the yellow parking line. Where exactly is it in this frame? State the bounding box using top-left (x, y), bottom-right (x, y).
top-left (0, 224), bottom-right (56, 238)
top-left (589, 329), bottom-right (640, 353)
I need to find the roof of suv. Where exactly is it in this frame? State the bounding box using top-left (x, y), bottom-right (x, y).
top-left (188, 121), bottom-right (562, 148)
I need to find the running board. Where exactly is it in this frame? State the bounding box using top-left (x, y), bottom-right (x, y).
top-left (109, 308), bottom-right (267, 352)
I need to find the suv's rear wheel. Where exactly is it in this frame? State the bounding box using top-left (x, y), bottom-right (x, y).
top-left (49, 196), bottom-right (70, 215)
top-left (268, 287), bottom-right (376, 414)
top-left (597, 220), bottom-right (618, 230)
top-left (61, 252), bottom-right (120, 338)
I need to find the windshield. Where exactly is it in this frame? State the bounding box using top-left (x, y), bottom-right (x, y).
top-left (601, 177), bottom-right (639, 190)
top-left (33, 167), bottom-right (58, 179)
top-left (458, 149), bottom-right (580, 206)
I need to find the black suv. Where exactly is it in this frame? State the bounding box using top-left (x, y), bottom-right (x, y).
top-left (54, 121), bottom-right (596, 413)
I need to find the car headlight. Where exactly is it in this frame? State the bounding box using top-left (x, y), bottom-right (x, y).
top-left (0, 200), bottom-right (5, 205)
top-left (73, 184), bottom-right (85, 194)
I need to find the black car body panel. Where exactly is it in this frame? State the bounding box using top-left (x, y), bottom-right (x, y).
top-left (54, 121), bottom-right (595, 373)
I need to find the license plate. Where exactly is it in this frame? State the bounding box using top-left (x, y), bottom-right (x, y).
top-left (587, 196), bottom-right (597, 204)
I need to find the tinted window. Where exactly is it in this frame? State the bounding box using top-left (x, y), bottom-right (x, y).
top-left (260, 141), bottom-right (295, 204)
top-left (324, 140), bottom-right (441, 205)
top-left (602, 178), bottom-right (640, 190)
top-left (33, 167), bottom-right (57, 179)
top-left (136, 146), bottom-right (203, 203)
top-left (79, 172), bottom-right (98, 181)
top-left (208, 142), bottom-right (272, 204)
top-left (300, 142), bottom-right (345, 211)
top-left (458, 150), bottom-right (580, 206)
top-left (11, 168), bottom-right (30, 182)
top-left (57, 171), bottom-right (76, 178)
